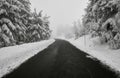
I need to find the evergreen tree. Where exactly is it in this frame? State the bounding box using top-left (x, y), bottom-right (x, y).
top-left (0, 0), bottom-right (31, 47)
top-left (27, 9), bottom-right (51, 42)
top-left (0, 0), bottom-right (51, 48)
top-left (83, 0), bottom-right (120, 49)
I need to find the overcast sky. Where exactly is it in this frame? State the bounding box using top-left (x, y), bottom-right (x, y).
top-left (29, 0), bottom-right (88, 36)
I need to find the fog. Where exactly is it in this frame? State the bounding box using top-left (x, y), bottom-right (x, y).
top-left (30, 0), bottom-right (88, 38)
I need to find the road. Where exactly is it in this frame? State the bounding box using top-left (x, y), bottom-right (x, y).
top-left (3, 39), bottom-right (118, 78)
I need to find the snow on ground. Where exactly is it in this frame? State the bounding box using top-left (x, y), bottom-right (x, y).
top-left (69, 35), bottom-right (120, 75)
top-left (0, 39), bottom-right (55, 78)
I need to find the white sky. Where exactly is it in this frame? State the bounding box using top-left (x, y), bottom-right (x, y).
top-left (29, 0), bottom-right (88, 36)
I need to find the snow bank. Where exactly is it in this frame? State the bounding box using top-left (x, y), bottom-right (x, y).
top-left (69, 35), bottom-right (120, 74)
top-left (0, 39), bottom-right (55, 78)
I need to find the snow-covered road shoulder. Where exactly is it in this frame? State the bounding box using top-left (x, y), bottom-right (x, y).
top-left (69, 35), bottom-right (120, 75)
top-left (0, 39), bottom-right (55, 78)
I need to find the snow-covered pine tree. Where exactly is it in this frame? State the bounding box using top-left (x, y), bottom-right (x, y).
top-left (0, 0), bottom-right (31, 47)
top-left (0, 0), bottom-right (51, 48)
top-left (27, 9), bottom-right (51, 42)
top-left (83, 0), bottom-right (120, 49)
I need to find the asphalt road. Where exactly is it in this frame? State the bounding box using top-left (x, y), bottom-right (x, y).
top-left (3, 39), bottom-right (118, 78)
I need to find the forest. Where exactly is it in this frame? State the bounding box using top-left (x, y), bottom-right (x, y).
top-left (82, 0), bottom-right (120, 49)
top-left (0, 0), bottom-right (51, 48)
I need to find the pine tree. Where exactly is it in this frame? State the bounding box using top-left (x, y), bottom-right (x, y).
top-left (27, 9), bottom-right (51, 42)
top-left (0, 0), bottom-right (31, 47)
top-left (83, 0), bottom-right (120, 49)
top-left (0, 0), bottom-right (51, 48)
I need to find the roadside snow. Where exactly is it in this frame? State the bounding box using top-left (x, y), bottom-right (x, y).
top-left (0, 39), bottom-right (55, 78)
top-left (69, 35), bottom-right (120, 74)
